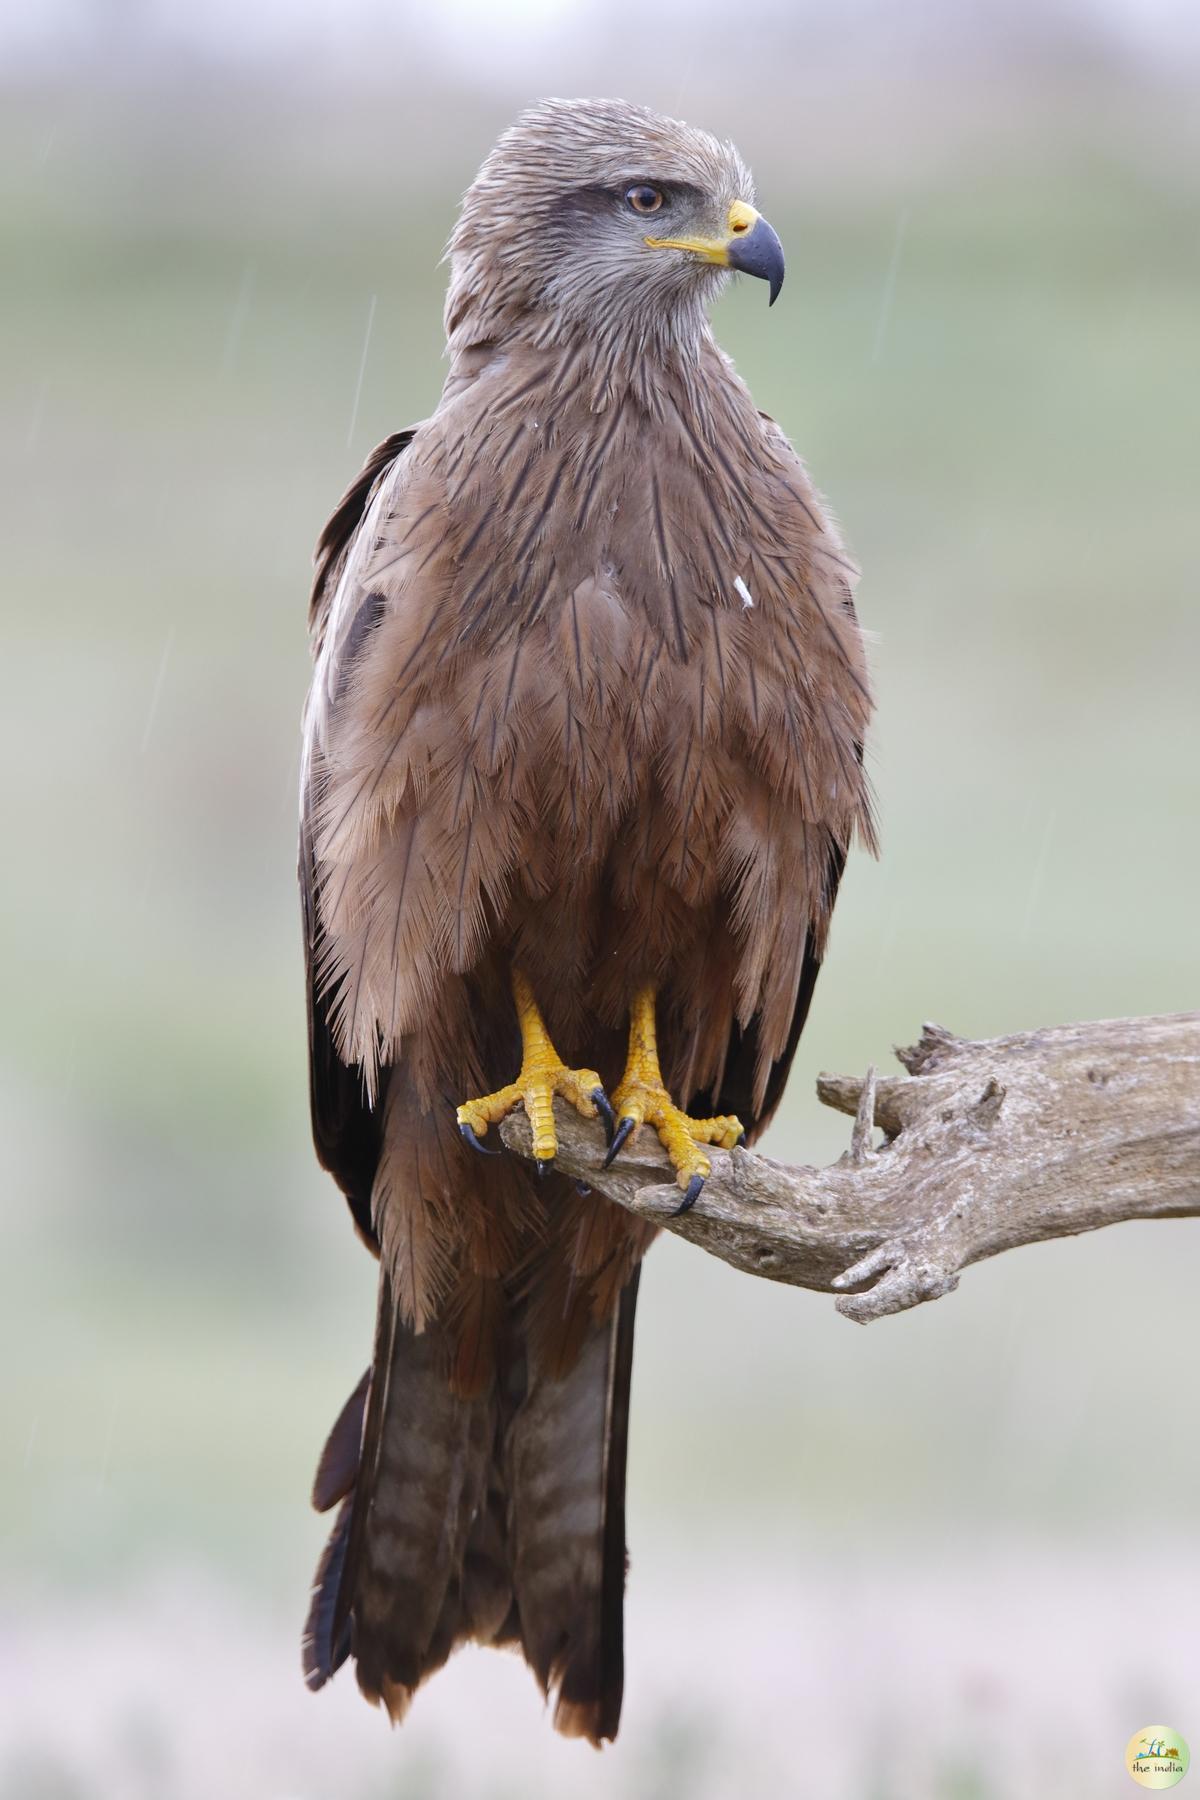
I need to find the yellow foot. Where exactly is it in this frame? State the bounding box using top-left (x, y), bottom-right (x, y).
top-left (605, 987), bottom-right (743, 1212)
top-left (456, 971), bottom-right (611, 1173)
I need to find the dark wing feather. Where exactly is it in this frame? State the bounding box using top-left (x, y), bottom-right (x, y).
top-left (311, 1368), bottom-right (371, 1513)
top-left (309, 430), bottom-right (416, 641)
top-left (301, 431), bottom-right (416, 1242)
top-left (690, 842), bottom-right (847, 1142)
top-left (302, 1492), bottom-right (354, 1689)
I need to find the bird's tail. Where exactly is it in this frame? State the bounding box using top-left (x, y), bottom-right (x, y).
top-left (302, 1262), bottom-right (639, 1744)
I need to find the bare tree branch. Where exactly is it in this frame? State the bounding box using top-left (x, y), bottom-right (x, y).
top-left (499, 1013), bottom-right (1200, 1323)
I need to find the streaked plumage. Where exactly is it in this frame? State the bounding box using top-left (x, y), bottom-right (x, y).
top-left (300, 96), bottom-right (874, 1744)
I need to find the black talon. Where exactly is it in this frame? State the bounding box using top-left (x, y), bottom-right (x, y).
top-left (460, 1121), bottom-right (500, 1156)
top-left (534, 1156), bottom-right (553, 1180)
top-left (591, 1086), bottom-right (615, 1143)
top-left (602, 1115), bottom-right (636, 1168)
top-left (673, 1174), bottom-right (705, 1215)
top-left (575, 1180), bottom-right (592, 1197)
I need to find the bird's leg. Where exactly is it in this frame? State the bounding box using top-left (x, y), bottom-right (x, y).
top-left (457, 969), bottom-right (612, 1175)
top-left (605, 986), bottom-right (743, 1213)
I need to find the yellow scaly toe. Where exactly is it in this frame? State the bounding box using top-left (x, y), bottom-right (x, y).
top-left (456, 971), bottom-right (611, 1172)
top-left (604, 986), bottom-right (743, 1211)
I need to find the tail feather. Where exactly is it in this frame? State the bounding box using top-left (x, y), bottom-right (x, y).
top-left (303, 1257), bottom-right (640, 1744)
top-left (348, 1274), bottom-right (493, 1719)
top-left (508, 1268), bottom-right (640, 1743)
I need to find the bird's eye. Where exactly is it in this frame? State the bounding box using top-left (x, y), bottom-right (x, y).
top-left (625, 184), bottom-right (664, 216)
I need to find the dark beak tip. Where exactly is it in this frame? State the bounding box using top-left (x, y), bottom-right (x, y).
top-left (727, 214), bottom-right (785, 308)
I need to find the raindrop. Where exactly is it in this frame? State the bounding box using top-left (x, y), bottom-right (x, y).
top-left (1019, 807), bottom-right (1057, 944)
top-left (97, 1397), bottom-right (119, 1499)
top-left (221, 260), bottom-right (257, 379)
top-left (25, 380), bottom-right (47, 454)
top-left (140, 628), bottom-right (176, 755)
top-left (347, 294), bottom-right (378, 449)
top-left (871, 207), bottom-right (910, 366)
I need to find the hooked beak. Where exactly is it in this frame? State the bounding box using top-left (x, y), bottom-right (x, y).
top-left (645, 199), bottom-right (786, 306)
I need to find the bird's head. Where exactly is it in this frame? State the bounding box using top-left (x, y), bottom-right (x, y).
top-left (445, 97), bottom-right (784, 356)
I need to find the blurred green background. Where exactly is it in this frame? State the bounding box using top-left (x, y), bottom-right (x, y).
top-left (2, 5), bottom-right (1198, 1795)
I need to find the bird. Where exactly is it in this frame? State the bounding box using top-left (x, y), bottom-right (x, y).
top-left (299, 96), bottom-right (875, 1746)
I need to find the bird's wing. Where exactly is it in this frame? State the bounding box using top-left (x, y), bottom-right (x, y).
top-left (309, 430), bottom-right (416, 646)
top-left (301, 430), bottom-right (416, 1246)
top-left (691, 843), bottom-right (846, 1140)
top-left (688, 408), bottom-right (875, 1143)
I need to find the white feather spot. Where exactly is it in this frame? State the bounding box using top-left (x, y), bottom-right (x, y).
top-left (734, 575), bottom-right (754, 610)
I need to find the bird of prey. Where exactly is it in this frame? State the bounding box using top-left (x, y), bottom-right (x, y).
top-left (299, 96), bottom-right (874, 1745)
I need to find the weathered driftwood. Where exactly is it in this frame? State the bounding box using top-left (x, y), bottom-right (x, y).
top-left (499, 1013), bottom-right (1200, 1323)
